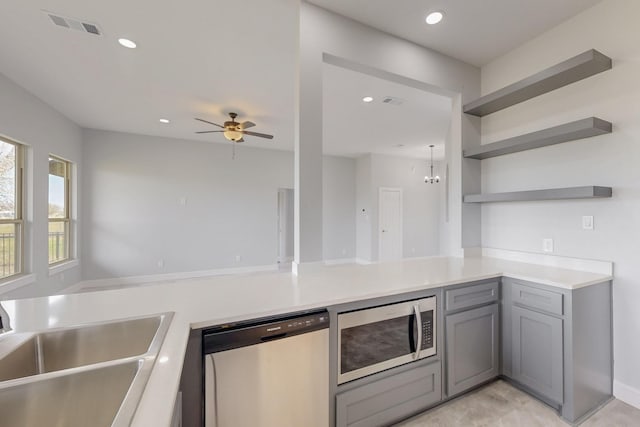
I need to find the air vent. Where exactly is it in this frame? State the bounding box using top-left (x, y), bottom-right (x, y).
top-left (45, 11), bottom-right (102, 36)
top-left (382, 96), bottom-right (405, 106)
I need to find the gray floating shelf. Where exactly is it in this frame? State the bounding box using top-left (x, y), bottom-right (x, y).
top-left (464, 186), bottom-right (612, 203)
top-left (463, 117), bottom-right (612, 160)
top-left (464, 49), bottom-right (612, 117)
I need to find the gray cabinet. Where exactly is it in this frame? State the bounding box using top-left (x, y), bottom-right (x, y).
top-left (335, 361), bottom-right (441, 427)
top-left (502, 277), bottom-right (612, 424)
top-left (446, 304), bottom-right (499, 396)
top-left (511, 306), bottom-right (563, 404)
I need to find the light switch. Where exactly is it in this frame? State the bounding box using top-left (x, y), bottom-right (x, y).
top-left (582, 215), bottom-right (594, 230)
top-left (543, 238), bottom-right (554, 253)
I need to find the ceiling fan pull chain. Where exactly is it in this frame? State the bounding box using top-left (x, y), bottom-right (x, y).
top-left (232, 142), bottom-right (236, 160)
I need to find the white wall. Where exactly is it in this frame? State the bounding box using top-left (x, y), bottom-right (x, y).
top-left (355, 155), bottom-right (372, 262)
top-left (479, 0), bottom-right (640, 405)
top-left (299, 3), bottom-right (481, 265)
top-left (323, 155), bottom-right (356, 261)
top-left (81, 129), bottom-right (358, 280)
top-left (0, 72), bottom-right (82, 299)
top-left (81, 129), bottom-right (294, 280)
top-left (354, 153), bottom-right (442, 262)
top-left (370, 154), bottom-right (441, 260)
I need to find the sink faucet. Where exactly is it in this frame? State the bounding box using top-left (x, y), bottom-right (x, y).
top-left (0, 301), bottom-right (11, 333)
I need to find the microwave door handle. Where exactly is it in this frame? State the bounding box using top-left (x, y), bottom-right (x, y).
top-left (413, 304), bottom-right (423, 359)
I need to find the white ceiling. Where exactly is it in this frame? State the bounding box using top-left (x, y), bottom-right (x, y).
top-left (0, 1), bottom-right (601, 156)
top-left (323, 63), bottom-right (451, 160)
top-left (307, 0), bottom-right (601, 66)
top-left (0, 0), bottom-right (298, 150)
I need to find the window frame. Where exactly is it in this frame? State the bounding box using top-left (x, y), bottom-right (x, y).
top-left (48, 154), bottom-right (72, 266)
top-left (0, 137), bottom-right (24, 281)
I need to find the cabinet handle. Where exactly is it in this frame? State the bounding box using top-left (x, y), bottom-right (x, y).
top-left (413, 304), bottom-right (422, 359)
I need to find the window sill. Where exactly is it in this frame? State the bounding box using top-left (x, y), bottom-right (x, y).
top-left (0, 273), bottom-right (37, 295)
top-left (48, 259), bottom-right (79, 277)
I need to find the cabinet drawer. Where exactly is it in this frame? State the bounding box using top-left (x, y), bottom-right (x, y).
top-left (446, 281), bottom-right (499, 312)
top-left (336, 362), bottom-right (441, 427)
top-left (512, 283), bottom-right (563, 316)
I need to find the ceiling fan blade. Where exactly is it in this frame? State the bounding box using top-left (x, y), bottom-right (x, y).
top-left (240, 121), bottom-right (256, 129)
top-left (195, 118), bottom-right (224, 128)
top-left (242, 130), bottom-right (274, 139)
top-left (236, 138), bottom-right (245, 143)
top-left (195, 130), bottom-right (225, 134)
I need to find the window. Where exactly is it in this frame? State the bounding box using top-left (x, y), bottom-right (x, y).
top-left (0, 138), bottom-right (23, 279)
top-left (48, 155), bottom-right (71, 264)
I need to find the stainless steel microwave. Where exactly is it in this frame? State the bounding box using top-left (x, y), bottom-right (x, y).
top-left (337, 296), bottom-right (436, 384)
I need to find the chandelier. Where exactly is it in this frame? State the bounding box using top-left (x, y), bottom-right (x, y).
top-left (425, 144), bottom-right (440, 184)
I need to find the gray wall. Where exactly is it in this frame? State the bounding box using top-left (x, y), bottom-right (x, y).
top-left (81, 130), bottom-right (360, 280)
top-left (298, 3), bottom-right (481, 265)
top-left (479, 0), bottom-right (640, 404)
top-left (323, 155), bottom-right (356, 261)
top-left (0, 72), bottom-right (82, 299)
top-left (81, 129), bottom-right (294, 280)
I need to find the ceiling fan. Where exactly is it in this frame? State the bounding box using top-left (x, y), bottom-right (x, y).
top-left (195, 112), bottom-right (274, 143)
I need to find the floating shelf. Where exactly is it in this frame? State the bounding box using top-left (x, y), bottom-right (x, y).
top-left (464, 186), bottom-right (612, 203)
top-left (463, 49), bottom-right (612, 117)
top-left (463, 117), bottom-right (612, 160)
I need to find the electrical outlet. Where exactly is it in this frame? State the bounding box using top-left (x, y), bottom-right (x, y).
top-left (582, 215), bottom-right (594, 230)
top-left (179, 196), bottom-right (187, 206)
top-left (341, 248), bottom-right (347, 256)
top-left (157, 259), bottom-right (165, 269)
top-left (235, 255), bottom-right (242, 262)
top-left (543, 238), bottom-right (554, 253)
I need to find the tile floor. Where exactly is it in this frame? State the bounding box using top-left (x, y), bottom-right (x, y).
top-left (395, 380), bottom-right (640, 426)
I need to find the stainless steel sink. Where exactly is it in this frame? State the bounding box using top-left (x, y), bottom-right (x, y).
top-left (0, 361), bottom-right (140, 427)
top-left (0, 312), bottom-right (174, 426)
top-left (0, 314), bottom-right (163, 381)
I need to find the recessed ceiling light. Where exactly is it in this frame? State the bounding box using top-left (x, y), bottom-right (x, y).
top-left (362, 96), bottom-right (374, 103)
top-left (425, 11), bottom-right (444, 25)
top-left (118, 38), bottom-right (137, 49)
top-left (159, 118), bottom-right (170, 124)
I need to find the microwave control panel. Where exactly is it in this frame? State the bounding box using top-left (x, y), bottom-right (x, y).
top-left (421, 310), bottom-right (434, 349)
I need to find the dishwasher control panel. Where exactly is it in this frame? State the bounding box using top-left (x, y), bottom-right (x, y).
top-left (203, 310), bottom-right (329, 354)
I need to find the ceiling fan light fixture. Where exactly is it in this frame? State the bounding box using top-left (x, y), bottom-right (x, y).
top-left (223, 129), bottom-right (243, 142)
top-left (362, 96), bottom-right (374, 103)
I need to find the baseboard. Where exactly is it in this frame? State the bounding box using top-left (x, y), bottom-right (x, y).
top-left (73, 264), bottom-right (279, 292)
top-left (324, 258), bottom-right (357, 266)
top-left (614, 380), bottom-right (640, 410)
top-left (481, 247), bottom-right (613, 276)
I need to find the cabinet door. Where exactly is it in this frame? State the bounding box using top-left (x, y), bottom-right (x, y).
top-left (446, 304), bottom-right (499, 396)
top-left (512, 306), bottom-right (563, 404)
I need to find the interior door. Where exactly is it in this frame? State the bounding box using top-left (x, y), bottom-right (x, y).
top-left (379, 188), bottom-right (403, 261)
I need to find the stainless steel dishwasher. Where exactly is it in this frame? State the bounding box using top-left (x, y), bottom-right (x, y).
top-left (203, 310), bottom-right (329, 427)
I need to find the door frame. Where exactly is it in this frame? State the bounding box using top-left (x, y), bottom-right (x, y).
top-left (378, 187), bottom-right (403, 261)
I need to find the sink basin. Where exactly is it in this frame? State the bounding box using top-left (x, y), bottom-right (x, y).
top-left (0, 312), bottom-right (173, 426)
top-left (0, 314), bottom-right (165, 382)
top-left (0, 361), bottom-right (140, 427)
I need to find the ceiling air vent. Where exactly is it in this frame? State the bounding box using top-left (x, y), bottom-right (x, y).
top-left (45, 11), bottom-right (102, 36)
top-left (382, 96), bottom-right (405, 106)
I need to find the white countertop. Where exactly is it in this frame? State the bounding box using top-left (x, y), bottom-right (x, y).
top-left (1, 256), bottom-right (612, 426)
